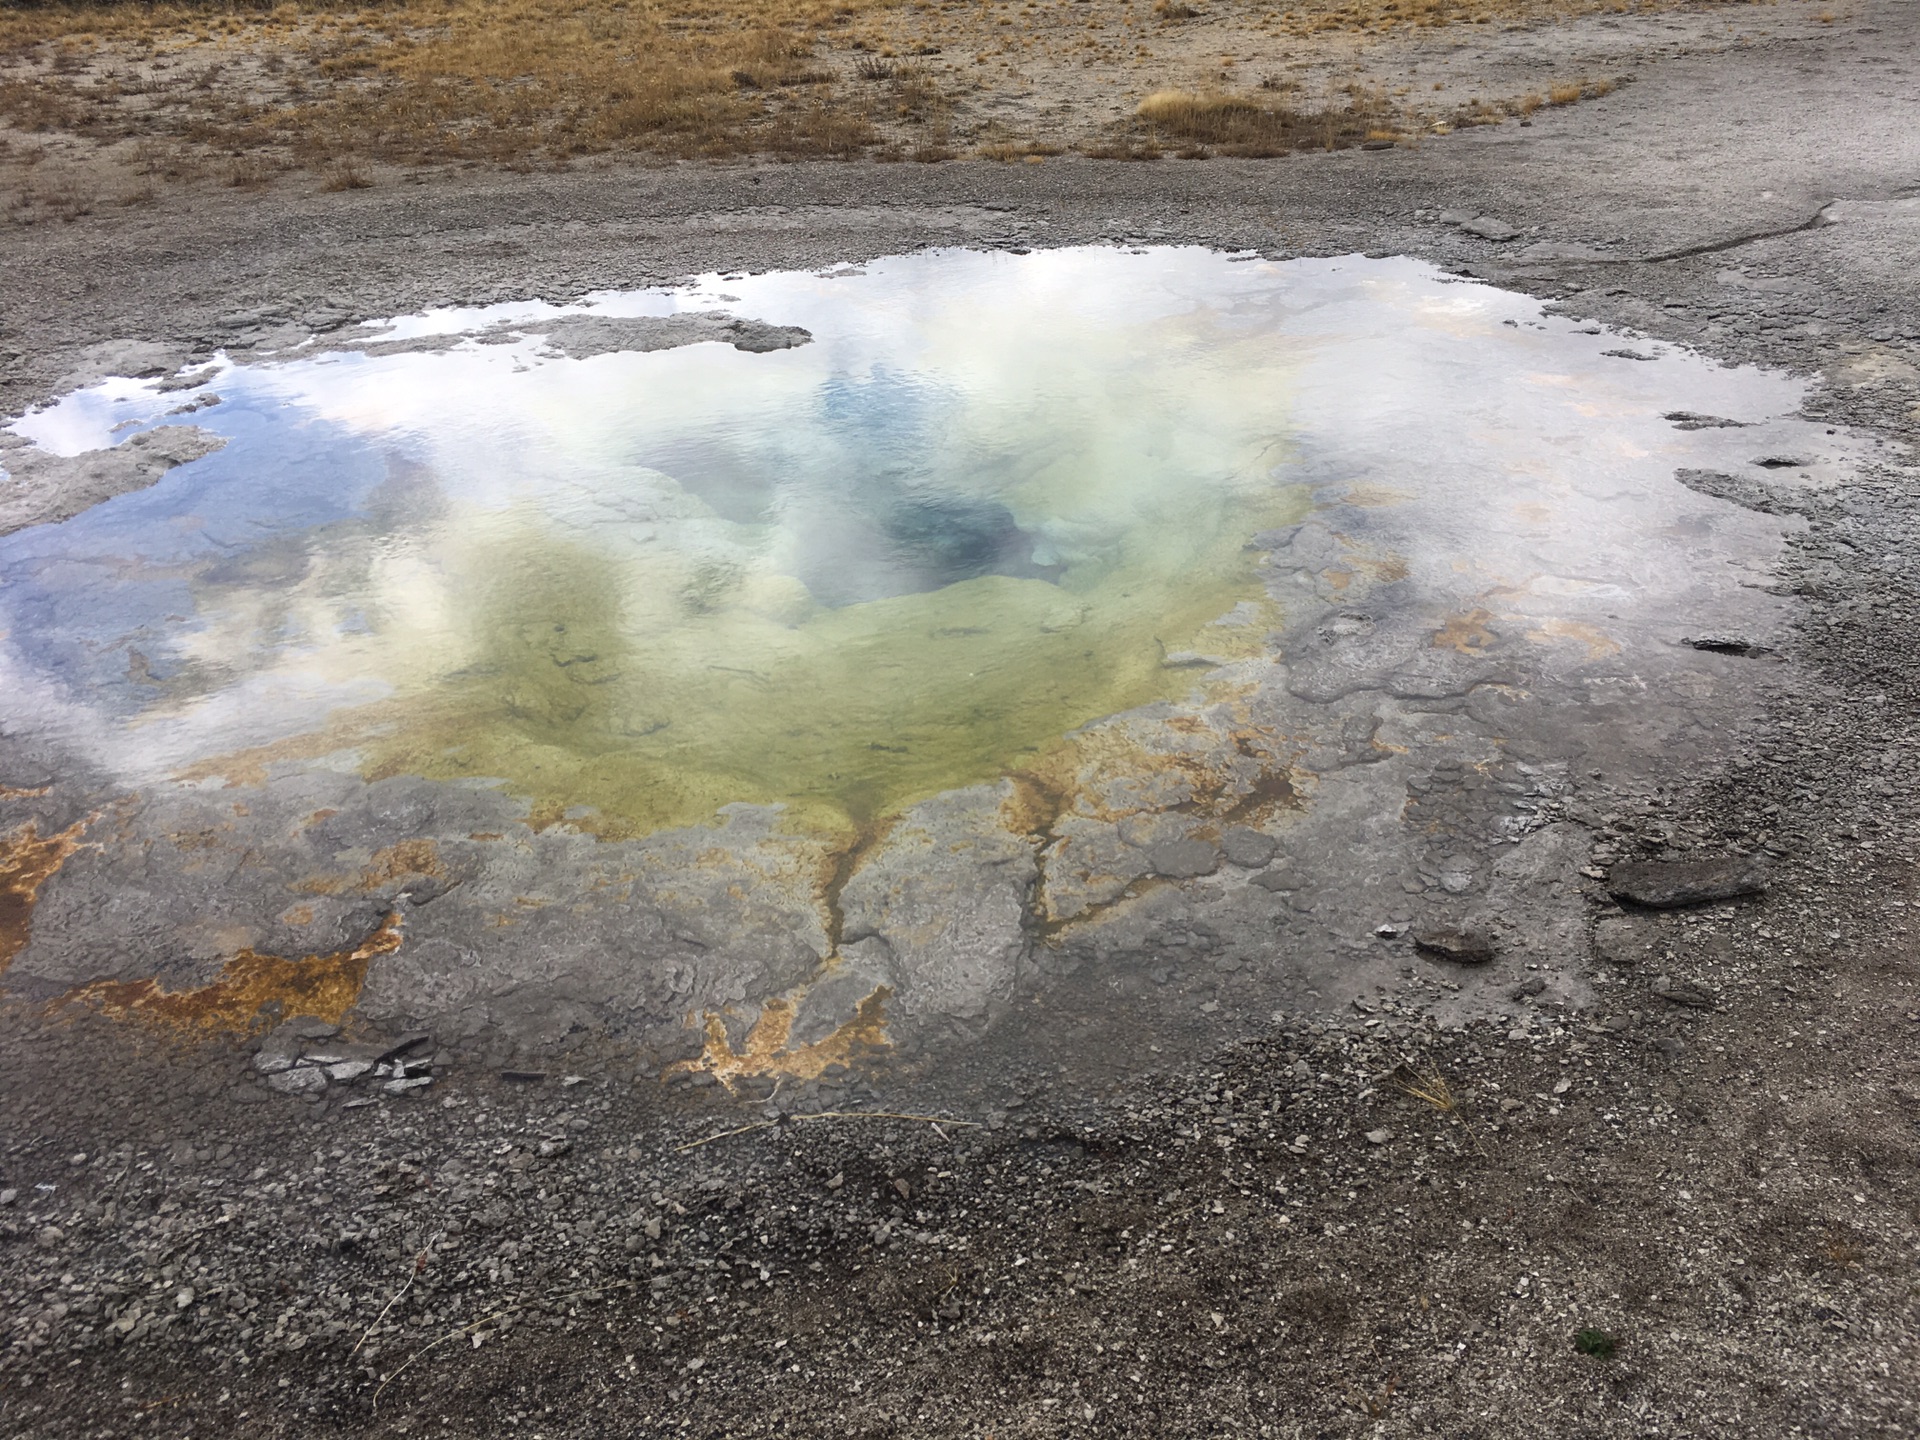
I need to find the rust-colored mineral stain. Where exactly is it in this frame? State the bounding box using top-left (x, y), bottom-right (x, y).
top-left (361, 838), bottom-right (447, 885)
top-left (678, 986), bottom-right (892, 1086)
top-left (1529, 618), bottom-right (1622, 660)
top-left (816, 818), bottom-right (898, 954)
top-left (1000, 773), bottom-right (1071, 845)
top-left (1348, 553), bottom-right (1411, 584)
top-left (0, 816), bottom-right (92, 975)
top-left (1432, 608), bottom-right (1500, 654)
top-left (295, 836), bottom-right (448, 896)
top-left (64, 911), bottom-right (404, 1033)
top-left (1338, 484), bottom-right (1416, 509)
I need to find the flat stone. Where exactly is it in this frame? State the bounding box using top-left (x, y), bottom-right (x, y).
top-left (1412, 925), bottom-right (1496, 964)
top-left (1220, 827), bottom-right (1279, 870)
top-left (1681, 634), bottom-right (1774, 657)
top-left (303, 1043), bottom-right (388, 1065)
top-left (1607, 856), bottom-right (1767, 908)
top-left (1650, 976), bottom-right (1716, 1009)
top-left (1663, 411), bottom-right (1751, 430)
top-left (252, 1050), bottom-right (296, 1074)
top-left (325, 1060), bottom-right (375, 1083)
top-left (1463, 216), bottom-right (1521, 241)
top-left (1146, 838), bottom-right (1222, 880)
top-left (266, 1066), bottom-right (327, 1095)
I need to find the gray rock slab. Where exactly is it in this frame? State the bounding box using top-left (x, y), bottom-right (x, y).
top-left (1607, 856), bottom-right (1768, 908)
top-left (1146, 839), bottom-right (1223, 880)
top-left (835, 783), bottom-right (1039, 1027)
top-left (265, 1067), bottom-right (327, 1095)
top-left (1463, 216), bottom-right (1521, 241)
top-left (1220, 827), bottom-right (1278, 870)
top-left (0, 425), bottom-right (227, 537)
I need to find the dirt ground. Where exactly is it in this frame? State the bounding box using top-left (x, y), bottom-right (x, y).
top-left (2, 0), bottom-right (1919, 1434)
top-left (0, 0), bottom-right (1789, 195)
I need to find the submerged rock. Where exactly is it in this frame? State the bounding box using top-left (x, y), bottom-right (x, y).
top-left (0, 425), bottom-right (227, 537)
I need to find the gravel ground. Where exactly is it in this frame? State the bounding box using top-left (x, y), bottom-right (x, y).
top-left (2, 1), bottom-right (1918, 1435)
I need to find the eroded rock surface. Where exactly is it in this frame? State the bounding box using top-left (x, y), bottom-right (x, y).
top-left (0, 425), bottom-right (225, 536)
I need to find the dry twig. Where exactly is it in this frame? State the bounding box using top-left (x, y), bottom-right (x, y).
top-left (353, 1235), bottom-right (440, 1357)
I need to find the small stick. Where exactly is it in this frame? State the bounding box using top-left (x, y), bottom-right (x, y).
top-left (353, 1236), bottom-right (438, 1357)
top-left (673, 1120), bottom-right (777, 1153)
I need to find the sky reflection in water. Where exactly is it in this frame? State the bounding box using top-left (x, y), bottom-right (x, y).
top-left (0, 249), bottom-right (1804, 837)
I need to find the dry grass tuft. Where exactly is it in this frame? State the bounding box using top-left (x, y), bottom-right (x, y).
top-left (1136, 86), bottom-right (1391, 157)
top-left (320, 157), bottom-right (371, 191)
top-left (1390, 1056), bottom-right (1490, 1155)
top-left (978, 139), bottom-right (1064, 162)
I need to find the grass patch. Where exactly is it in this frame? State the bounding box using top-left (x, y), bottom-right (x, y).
top-left (0, 0), bottom-right (902, 167)
top-left (1136, 86), bottom-right (1392, 156)
top-left (978, 138), bottom-right (1064, 161)
top-left (1573, 1327), bottom-right (1619, 1359)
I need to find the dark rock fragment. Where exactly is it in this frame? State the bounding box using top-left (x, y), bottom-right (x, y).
top-left (1650, 976), bottom-right (1716, 1008)
top-left (1412, 925), bottom-right (1496, 964)
top-left (1681, 635), bottom-right (1774, 657)
top-left (1607, 856), bottom-right (1767, 908)
top-left (1663, 411), bottom-right (1750, 430)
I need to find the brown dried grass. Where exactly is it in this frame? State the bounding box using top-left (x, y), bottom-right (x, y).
top-left (0, 0), bottom-right (1714, 174)
top-left (0, 0), bottom-right (895, 164)
top-left (1135, 86), bottom-right (1392, 156)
